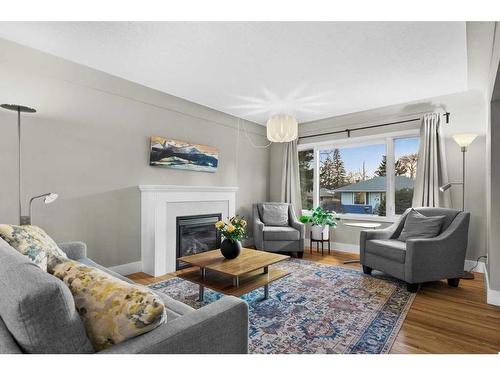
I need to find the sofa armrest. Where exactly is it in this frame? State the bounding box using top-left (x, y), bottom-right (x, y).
top-left (404, 212), bottom-right (470, 283)
top-left (253, 204), bottom-right (265, 250)
top-left (58, 241), bottom-right (87, 260)
top-left (360, 223), bottom-right (398, 244)
top-left (99, 296), bottom-right (248, 354)
top-left (359, 221), bottom-right (400, 263)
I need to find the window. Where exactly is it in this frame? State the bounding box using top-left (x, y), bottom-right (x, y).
top-left (319, 144), bottom-right (386, 216)
top-left (298, 149), bottom-right (314, 209)
top-left (354, 192), bottom-right (366, 205)
top-left (298, 134), bottom-right (420, 219)
top-left (394, 137), bottom-right (419, 214)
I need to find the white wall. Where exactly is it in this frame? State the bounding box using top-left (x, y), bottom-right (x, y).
top-left (486, 22), bottom-right (500, 293)
top-left (0, 39), bottom-right (270, 268)
top-left (270, 90), bottom-right (488, 261)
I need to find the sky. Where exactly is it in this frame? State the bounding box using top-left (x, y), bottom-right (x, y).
top-left (319, 137), bottom-right (419, 177)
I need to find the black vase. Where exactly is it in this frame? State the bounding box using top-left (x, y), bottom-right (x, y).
top-left (220, 238), bottom-right (241, 259)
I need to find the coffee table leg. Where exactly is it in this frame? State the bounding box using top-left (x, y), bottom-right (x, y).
top-left (198, 285), bottom-right (205, 302)
top-left (233, 276), bottom-right (239, 288)
top-left (264, 284), bottom-right (269, 299)
top-left (263, 266), bottom-right (268, 274)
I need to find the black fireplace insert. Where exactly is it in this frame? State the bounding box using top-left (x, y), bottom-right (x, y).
top-left (176, 213), bottom-right (222, 269)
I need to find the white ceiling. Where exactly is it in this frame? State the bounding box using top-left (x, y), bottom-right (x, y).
top-left (0, 22), bottom-right (468, 125)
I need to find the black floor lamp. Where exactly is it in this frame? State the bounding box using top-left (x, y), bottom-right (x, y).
top-left (439, 133), bottom-right (478, 279)
top-left (1, 104), bottom-right (58, 225)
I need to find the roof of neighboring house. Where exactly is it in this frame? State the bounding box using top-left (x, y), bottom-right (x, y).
top-left (324, 176), bottom-right (414, 193)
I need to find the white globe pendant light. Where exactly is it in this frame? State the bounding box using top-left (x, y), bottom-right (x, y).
top-left (266, 114), bottom-right (298, 142)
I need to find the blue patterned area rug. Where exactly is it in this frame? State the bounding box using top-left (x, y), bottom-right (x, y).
top-left (149, 259), bottom-right (415, 354)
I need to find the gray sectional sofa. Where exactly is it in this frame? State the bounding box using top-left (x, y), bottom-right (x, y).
top-left (0, 238), bottom-right (248, 354)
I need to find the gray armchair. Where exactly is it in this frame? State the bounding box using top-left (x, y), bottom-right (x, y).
top-left (360, 207), bottom-right (470, 293)
top-left (253, 202), bottom-right (305, 257)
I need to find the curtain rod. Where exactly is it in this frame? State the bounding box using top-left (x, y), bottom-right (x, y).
top-left (299, 112), bottom-right (450, 140)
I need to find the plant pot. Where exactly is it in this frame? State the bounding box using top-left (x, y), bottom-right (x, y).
top-left (311, 225), bottom-right (329, 240)
top-left (220, 238), bottom-right (241, 259)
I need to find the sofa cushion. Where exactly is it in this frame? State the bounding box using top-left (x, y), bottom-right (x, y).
top-left (0, 238), bottom-right (94, 354)
top-left (365, 239), bottom-right (407, 263)
top-left (262, 203), bottom-right (289, 226)
top-left (263, 226), bottom-right (299, 241)
top-left (77, 258), bottom-right (192, 321)
top-left (48, 255), bottom-right (167, 351)
top-left (0, 224), bottom-right (67, 271)
top-left (410, 207), bottom-right (460, 233)
top-left (398, 209), bottom-right (445, 241)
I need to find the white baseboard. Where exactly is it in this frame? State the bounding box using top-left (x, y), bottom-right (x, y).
top-left (464, 259), bottom-right (486, 274)
top-left (484, 266), bottom-right (500, 307)
top-left (306, 239), bottom-right (360, 254)
top-left (330, 242), bottom-right (360, 254)
top-left (108, 261), bottom-right (142, 276)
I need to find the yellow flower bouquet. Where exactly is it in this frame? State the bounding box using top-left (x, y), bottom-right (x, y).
top-left (214, 216), bottom-right (248, 259)
top-left (215, 216), bottom-right (247, 243)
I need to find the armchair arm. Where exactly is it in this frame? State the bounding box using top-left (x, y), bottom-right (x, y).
top-left (404, 212), bottom-right (470, 283)
top-left (99, 296), bottom-right (248, 354)
top-left (253, 204), bottom-right (265, 250)
top-left (288, 204), bottom-right (305, 239)
top-left (360, 221), bottom-right (400, 263)
top-left (58, 241), bottom-right (87, 260)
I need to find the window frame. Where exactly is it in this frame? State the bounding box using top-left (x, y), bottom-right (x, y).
top-left (298, 129), bottom-right (419, 223)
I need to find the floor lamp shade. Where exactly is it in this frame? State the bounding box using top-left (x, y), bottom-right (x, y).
top-left (452, 133), bottom-right (477, 149)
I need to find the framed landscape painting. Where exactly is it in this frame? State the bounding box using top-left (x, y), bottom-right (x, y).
top-left (149, 136), bottom-right (219, 172)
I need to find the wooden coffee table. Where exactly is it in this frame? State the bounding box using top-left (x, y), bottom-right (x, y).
top-left (177, 248), bottom-right (290, 301)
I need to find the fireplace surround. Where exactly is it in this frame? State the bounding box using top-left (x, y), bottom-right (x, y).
top-left (139, 185), bottom-right (237, 276)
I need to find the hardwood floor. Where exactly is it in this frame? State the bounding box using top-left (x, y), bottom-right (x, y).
top-left (128, 248), bottom-right (500, 354)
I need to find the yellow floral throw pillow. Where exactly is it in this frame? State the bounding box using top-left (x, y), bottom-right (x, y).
top-left (0, 224), bottom-right (67, 271)
top-left (47, 255), bottom-right (166, 350)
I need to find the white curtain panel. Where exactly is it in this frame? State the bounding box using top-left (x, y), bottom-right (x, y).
top-left (412, 113), bottom-right (451, 208)
top-left (281, 139), bottom-right (302, 215)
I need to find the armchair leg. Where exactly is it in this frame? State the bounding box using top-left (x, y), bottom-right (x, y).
top-left (448, 278), bottom-right (460, 287)
top-left (297, 252), bottom-right (304, 259)
top-left (406, 283), bottom-right (420, 293)
top-left (362, 265), bottom-right (372, 275)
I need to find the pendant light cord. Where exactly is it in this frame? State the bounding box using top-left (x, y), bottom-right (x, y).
top-left (239, 118), bottom-right (272, 149)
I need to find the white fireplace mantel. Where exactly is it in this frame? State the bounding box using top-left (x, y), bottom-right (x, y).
top-left (139, 185), bottom-right (238, 276)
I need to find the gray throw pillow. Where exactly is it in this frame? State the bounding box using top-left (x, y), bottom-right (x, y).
top-left (262, 203), bottom-right (289, 226)
top-left (0, 238), bottom-right (94, 354)
top-left (398, 209), bottom-right (445, 241)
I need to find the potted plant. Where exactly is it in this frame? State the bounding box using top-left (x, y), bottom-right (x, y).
top-left (299, 207), bottom-right (340, 241)
top-left (215, 216), bottom-right (248, 259)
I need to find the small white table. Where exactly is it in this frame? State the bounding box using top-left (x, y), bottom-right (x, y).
top-left (343, 222), bottom-right (382, 264)
top-left (343, 222), bottom-right (382, 229)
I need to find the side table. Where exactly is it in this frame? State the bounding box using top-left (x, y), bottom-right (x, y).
top-left (310, 231), bottom-right (331, 256)
top-left (342, 222), bottom-right (382, 264)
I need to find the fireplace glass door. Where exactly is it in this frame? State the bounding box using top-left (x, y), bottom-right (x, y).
top-left (176, 213), bottom-right (222, 269)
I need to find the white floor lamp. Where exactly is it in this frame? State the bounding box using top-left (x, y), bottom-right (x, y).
top-left (439, 133), bottom-right (477, 279)
top-left (1, 104), bottom-right (58, 225)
